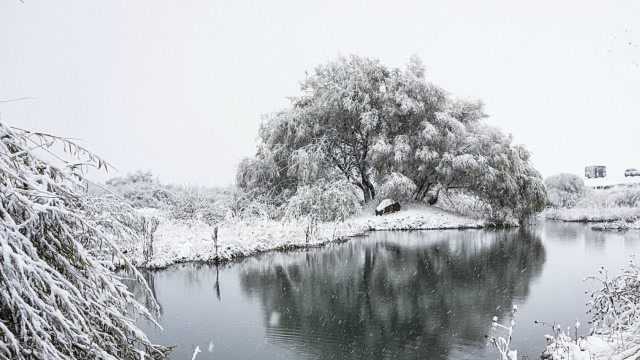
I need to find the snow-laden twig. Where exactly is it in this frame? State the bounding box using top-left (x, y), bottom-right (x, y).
top-left (487, 305), bottom-right (518, 360)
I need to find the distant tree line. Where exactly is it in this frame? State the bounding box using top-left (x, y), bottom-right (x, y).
top-left (237, 55), bottom-right (546, 224)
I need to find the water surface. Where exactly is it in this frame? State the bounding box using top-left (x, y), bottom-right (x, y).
top-left (134, 222), bottom-right (640, 359)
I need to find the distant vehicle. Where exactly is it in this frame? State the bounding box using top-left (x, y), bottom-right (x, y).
top-left (585, 165), bottom-right (607, 179)
top-left (375, 199), bottom-right (401, 216)
top-left (625, 168), bottom-right (640, 177)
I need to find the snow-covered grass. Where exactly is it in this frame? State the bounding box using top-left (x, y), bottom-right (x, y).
top-left (544, 206), bottom-right (640, 223)
top-left (592, 219), bottom-right (640, 231)
top-left (544, 185), bottom-right (640, 225)
top-left (349, 203), bottom-right (484, 230)
top-left (128, 204), bottom-right (484, 269)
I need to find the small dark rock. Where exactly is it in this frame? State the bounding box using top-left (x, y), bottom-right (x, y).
top-left (375, 199), bottom-right (401, 216)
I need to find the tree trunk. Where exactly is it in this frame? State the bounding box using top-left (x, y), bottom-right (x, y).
top-left (415, 182), bottom-right (432, 201)
top-left (361, 175), bottom-right (376, 203)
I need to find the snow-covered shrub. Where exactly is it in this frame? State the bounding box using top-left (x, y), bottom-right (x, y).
top-left (587, 260), bottom-right (640, 337)
top-left (284, 181), bottom-right (361, 222)
top-left (606, 187), bottom-right (640, 208)
top-left (544, 206), bottom-right (640, 223)
top-left (226, 189), bottom-right (280, 221)
top-left (106, 170), bottom-right (175, 208)
top-left (377, 172), bottom-right (417, 202)
top-left (545, 185), bottom-right (640, 223)
top-left (169, 186), bottom-right (228, 225)
top-left (537, 260), bottom-right (640, 359)
top-left (0, 123), bottom-right (167, 359)
top-left (545, 173), bottom-right (587, 208)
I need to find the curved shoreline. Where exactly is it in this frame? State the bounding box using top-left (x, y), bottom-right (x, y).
top-left (127, 205), bottom-right (486, 269)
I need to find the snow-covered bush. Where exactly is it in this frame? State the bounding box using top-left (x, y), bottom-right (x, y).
top-left (537, 260), bottom-right (640, 359)
top-left (377, 172), bottom-right (417, 202)
top-left (0, 123), bottom-right (167, 359)
top-left (544, 185), bottom-right (640, 223)
top-left (106, 170), bottom-right (175, 208)
top-left (226, 189), bottom-right (280, 221)
top-left (545, 173), bottom-right (586, 208)
top-left (587, 260), bottom-right (640, 337)
top-left (169, 185), bottom-right (228, 225)
top-left (284, 181), bottom-right (361, 222)
top-left (606, 187), bottom-right (640, 208)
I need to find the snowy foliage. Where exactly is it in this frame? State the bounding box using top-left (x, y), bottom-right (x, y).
top-left (168, 185), bottom-right (229, 225)
top-left (544, 206), bottom-right (640, 223)
top-left (544, 185), bottom-right (640, 223)
top-left (606, 187), bottom-right (640, 208)
top-left (377, 172), bottom-right (416, 202)
top-left (587, 260), bottom-right (640, 338)
top-left (105, 170), bottom-right (174, 209)
top-left (225, 189), bottom-right (280, 221)
top-left (538, 261), bottom-right (640, 359)
top-left (0, 123), bottom-right (167, 359)
top-left (236, 153), bottom-right (279, 197)
top-left (436, 189), bottom-right (493, 220)
top-left (239, 55), bottom-right (546, 224)
top-left (545, 173), bottom-right (587, 208)
top-left (284, 181), bottom-right (361, 222)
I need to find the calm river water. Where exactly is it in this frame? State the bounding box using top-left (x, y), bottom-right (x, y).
top-left (133, 222), bottom-right (640, 359)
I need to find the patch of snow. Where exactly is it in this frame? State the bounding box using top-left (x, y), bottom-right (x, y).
top-left (543, 207), bottom-right (640, 223)
top-left (128, 203), bottom-right (485, 269)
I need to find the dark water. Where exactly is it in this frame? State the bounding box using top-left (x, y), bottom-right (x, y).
top-left (133, 222), bottom-right (640, 360)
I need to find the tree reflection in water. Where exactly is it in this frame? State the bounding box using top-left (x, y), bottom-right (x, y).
top-left (239, 229), bottom-right (545, 360)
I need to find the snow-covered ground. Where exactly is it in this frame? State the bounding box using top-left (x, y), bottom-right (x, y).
top-left (544, 331), bottom-right (640, 360)
top-left (348, 203), bottom-right (484, 230)
top-left (544, 182), bottom-right (640, 227)
top-left (591, 219), bottom-right (640, 231)
top-left (543, 207), bottom-right (640, 223)
top-left (128, 204), bottom-right (484, 269)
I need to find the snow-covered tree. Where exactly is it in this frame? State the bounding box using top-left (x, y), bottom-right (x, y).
top-left (544, 173), bottom-right (586, 208)
top-left (239, 55), bottom-right (547, 223)
top-left (105, 170), bottom-right (174, 209)
top-left (238, 56), bottom-right (398, 202)
top-left (0, 123), bottom-right (167, 359)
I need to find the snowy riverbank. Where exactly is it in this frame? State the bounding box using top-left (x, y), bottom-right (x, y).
top-left (127, 204), bottom-right (485, 269)
top-left (543, 326), bottom-right (640, 360)
top-left (591, 219), bottom-right (640, 231)
top-left (543, 207), bottom-right (640, 224)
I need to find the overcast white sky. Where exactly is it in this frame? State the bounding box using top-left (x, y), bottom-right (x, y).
top-left (1, 0), bottom-right (639, 186)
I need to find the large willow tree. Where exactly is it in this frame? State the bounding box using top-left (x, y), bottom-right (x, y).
top-left (0, 123), bottom-right (167, 359)
top-left (238, 55), bottom-right (546, 223)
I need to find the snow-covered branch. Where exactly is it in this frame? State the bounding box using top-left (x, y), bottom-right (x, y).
top-left (0, 123), bottom-right (168, 359)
